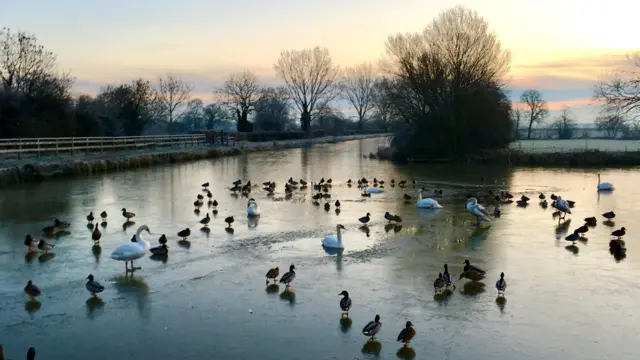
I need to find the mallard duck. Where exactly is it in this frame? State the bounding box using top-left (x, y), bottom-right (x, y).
top-left (398, 180), bottom-right (407, 187)
top-left (516, 199), bottom-right (528, 207)
top-left (265, 267), bottom-right (279, 285)
top-left (157, 234), bottom-right (167, 245)
top-left (150, 243), bottom-right (169, 255)
top-left (194, 199), bottom-right (203, 208)
top-left (177, 228), bottom-right (191, 240)
top-left (611, 227), bottom-right (626, 239)
top-left (463, 259), bottom-right (486, 274)
top-left (92, 223), bottom-right (102, 243)
top-left (384, 212), bottom-right (394, 223)
top-left (539, 193), bottom-right (546, 200)
top-left (443, 264), bottom-right (455, 289)
top-left (334, 200), bottom-right (340, 208)
top-left (459, 270), bottom-right (485, 282)
top-left (300, 179), bottom-right (307, 186)
top-left (362, 314), bottom-right (382, 340)
top-left (100, 211), bottom-right (107, 220)
top-left (24, 235), bottom-right (37, 252)
top-left (495, 272), bottom-right (507, 296)
top-left (206, 191), bottom-right (212, 199)
top-left (324, 203), bottom-right (330, 211)
top-left (358, 213), bottom-right (371, 225)
top-left (212, 199), bottom-right (218, 208)
top-left (575, 224), bottom-right (589, 237)
top-left (603, 211), bottom-right (615, 220)
top-left (393, 215), bottom-right (402, 223)
top-left (565, 231), bottom-right (579, 244)
top-left (584, 217), bottom-right (597, 226)
top-left (312, 193), bottom-right (322, 200)
top-left (37, 239), bottom-right (55, 254)
top-left (24, 280), bottom-right (41, 300)
top-left (197, 194), bottom-right (204, 200)
top-left (326, 178), bottom-right (332, 184)
top-left (396, 321), bottom-right (416, 347)
top-left (121, 208), bottom-right (135, 220)
top-left (225, 216), bottom-right (234, 228)
top-left (520, 195), bottom-right (530, 202)
top-left (27, 347), bottom-right (36, 360)
top-left (200, 213), bottom-right (210, 227)
top-left (86, 212), bottom-right (94, 222)
top-left (85, 274), bottom-right (104, 297)
top-left (202, 182), bottom-right (209, 189)
top-left (338, 290), bottom-right (352, 316)
top-left (550, 194), bottom-right (558, 200)
top-left (279, 264), bottom-right (296, 287)
top-left (232, 179), bottom-right (242, 186)
top-left (434, 273), bottom-right (445, 293)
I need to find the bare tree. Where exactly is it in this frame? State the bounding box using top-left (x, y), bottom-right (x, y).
top-left (594, 52), bottom-right (640, 118)
top-left (157, 75), bottom-right (192, 131)
top-left (552, 107), bottom-right (576, 139)
top-left (254, 86), bottom-right (293, 131)
top-left (340, 62), bottom-right (376, 129)
top-left (274, 46), bottom-right (340, 132)
top-left (217, 70), bottom-right (260, 132)
top-left (520, 89), bottom-right (548, 139)
top-left (0, 28), bottom-right (58, 92)
top-left (370, 78), bottom-right (399, 131)
top-left (595, 106), bottom-right (628, 138)
top-left (510, 107), bottom-right (523, 139)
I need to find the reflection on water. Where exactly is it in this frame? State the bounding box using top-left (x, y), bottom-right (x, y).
top-left (396, 346), bottom-right (417, 360)
top-left (361, 340), bottom-right (382, 356)
top-left (1, 138), bottom-right (640, 359)
top-left (339, 317), bottom-right (352, 333)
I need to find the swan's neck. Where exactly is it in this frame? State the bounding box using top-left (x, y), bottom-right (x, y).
top-left (336, 228), bottom-right (343, 242)
top-left (418, 192), bottom-right (423, 201)
top-left (135, 229), bottom-right (149, 248)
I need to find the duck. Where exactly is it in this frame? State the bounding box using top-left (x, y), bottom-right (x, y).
top-left (177, 228), bottom-right (191, 240)
top-left (326, 178), bottom-right (332, 184)
top-left (334, 200), bottom-right (341, 208)
top-left (393, 214), bottom-right (402, 223)
top-left (265, 267), bottom-right (279, 285)
top-left (602, 211), bottom-right (615, 220)
top-left (358, 213), bottom-right (371, 225)
top-left (27, 347), bottom-right (36, 360)
top-left (434, 273), bottom-right (445, 293)
top-left (611, 227), bottom-right (626, 239)
top-left (199, 213), bottom-right (210, 227)
top-left (539, 193), bottom-right (546, 200)
top-left (416, 188), bottom-right (443, 209)
top-left (86, 212), bottom-right (94, 222)
top-left (565, 231), bottom-right (580, 244)
top-left (53, 218), bottom-right (70, 230)
top-left (24, 280), bottom-right (41, 300)
top-left (279, 264), bottom-right (296, 287)
top-left (324, 202), bottom-right (330, 211)
top-left (197, 194), bottom-right (204, 201)
top-left (225, 216), bottom-right (234, 228)
top-left (232, 179), bottom-right (242, 187)
top-left (202, 182), bottom-right (209, 189)
top-left (465, 197), bottom-right (491, 225)
top-left (338, 290), bottom-right (352, 316)
top-left (495, 272), bottom-right (507, 296)
top-left (516, 198), bottom-right (528, 207)
top-left (85, 274), bottom-right (105, 297)
top-left (194, 199), bottom-right (203, 208)
top-left (520, 195), bottom-right (530, 202)
top-left (362, 315), bottom-right (382, 341)
top-left (150, 243), bottom-right (169, 255)
top-left (443, 264), bottom-right (455, 289)
top-left (597, 173), bottom-right (614, 191)
top-left (121, 208), bottom-right (135, 221)
top-left (575, 224), bottom-right (589, 237)
top-left (247, 199), bottom-right (260, 217)
top-left (24, 235), bottom-right (37, 252)
top-left (92, 223), bottom-right (102, 243)
top-left (396, 321), bottom-right (416, 347)
top-left (384, 212), bottom-right (395, 222)
top-left (37, 239), bottom-right (55, 254)
top-left (584, 217), bottom-right (597, 226)
top-left (110, 225), bottom-right (151, 272)
top-left (459, 269), bottom-right (486, 282)
top-left (100, 211), bottom-right (107, 220)
top-left (463, 259), bottom-right (486, 274)
top-left (322, 224), bottom-right (346, 249)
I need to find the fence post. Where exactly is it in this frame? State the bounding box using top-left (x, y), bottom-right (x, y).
top-left (100, 138), bottom-right (104, 153)
top-left (86, 138), bottom-right (89, 155)
top-left (18, 139), bottom-right (22, 159)
top-left (37, 139), bottom-right (40, 158)
top-left (56, 139), bottom-right (59, 155)
top-left (71, 138), bottom-right (75, 155)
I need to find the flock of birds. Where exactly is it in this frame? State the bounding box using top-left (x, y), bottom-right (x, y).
top-left (12, 173), bottom-right (622, 358)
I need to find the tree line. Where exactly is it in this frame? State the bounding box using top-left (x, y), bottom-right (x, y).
top-left (3, 6), bottom-right (638, 156)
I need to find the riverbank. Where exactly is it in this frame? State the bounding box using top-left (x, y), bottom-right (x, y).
top-left (376, 146), bottom-right (640, 167)
top-left (0, 134), bottom-right (389, 185)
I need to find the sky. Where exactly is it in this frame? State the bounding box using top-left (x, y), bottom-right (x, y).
top-left (2, 0), bottom-right (639, 124)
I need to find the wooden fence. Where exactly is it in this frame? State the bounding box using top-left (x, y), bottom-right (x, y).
top-left (0, 134), bottom-right (235, 158)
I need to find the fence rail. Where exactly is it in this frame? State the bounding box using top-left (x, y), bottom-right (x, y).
top-left (0, 134), bottom-right (235, 158)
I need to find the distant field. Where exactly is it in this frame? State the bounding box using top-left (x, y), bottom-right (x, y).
top-left (511, 140), bottom-right (640, 153)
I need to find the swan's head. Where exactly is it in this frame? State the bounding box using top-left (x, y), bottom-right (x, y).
top-left (139, 225), bottom-right (151, 235)
top-left (337, 224), bottom-right (346, 230)
top-left (466, 197), bottom-right (478, 205)
top-left (338, 290), bottom-right (349, 297)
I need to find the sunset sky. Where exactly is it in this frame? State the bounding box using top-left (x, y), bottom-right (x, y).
top-left (2, 0), bottom-right (638, 123)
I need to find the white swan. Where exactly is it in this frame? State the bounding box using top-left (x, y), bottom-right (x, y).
top-left (322, 224), bottom-right (346, 249)
top-left (110, 225), bottom-right (150, 272)
top-left (247, 198), bottom-right (260, 217)
top-left (416, 188), bottom-right (443, 209)
top-left (466, 197), bottom-right (491, 225)
top-left (364, 186), bottom-right (384, 194)
top-left (597, 174), bottom-right (614, 191)
top-left (553, 196), bottom-right (571, 219)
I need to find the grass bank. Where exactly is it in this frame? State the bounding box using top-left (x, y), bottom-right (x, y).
top-left (0, 134), bottom-right (388, 186)
top-left (376, 146), bottom-right (640, 167)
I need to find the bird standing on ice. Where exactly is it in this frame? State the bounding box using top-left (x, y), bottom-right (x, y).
top-left (110, 225), bottom-right (151, 272)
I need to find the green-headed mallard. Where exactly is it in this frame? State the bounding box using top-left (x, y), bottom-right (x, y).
top-left (495, 272), bottom-right (507, 296)
top-left (85, 274), bottom-right (104, 297)
top-left (339, 290), bottom-right (352, 316)
top-left (24, 280), bottom-right (41, 300)
top-left (279, 264), bottom-right (295, 287)
top-left (362, 314), bottom-right (382, 340)
top-left (37, 239), bottom-right (55, 254)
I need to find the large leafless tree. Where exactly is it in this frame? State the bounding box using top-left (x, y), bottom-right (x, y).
top-left (157, 75), bottom-right (192, 131)
top-left (594, 52), bottom-right (640, 118)
top-left (340, 62), bottom-right (376, 129)
top-left (520, 89), bottom-right (548, 139)
top-left (217, 70), bottom-right (260, 132)
top-left (274, 46), bottom-right (339, 132)
top-left (0, 27), bottom-right (58, 92)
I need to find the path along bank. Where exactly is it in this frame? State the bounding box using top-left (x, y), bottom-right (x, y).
top-left (0, 134), bottom-right (389, 186)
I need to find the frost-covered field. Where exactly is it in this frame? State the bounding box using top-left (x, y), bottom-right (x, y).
top-left (511, 140), bottom-right (640, 153)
